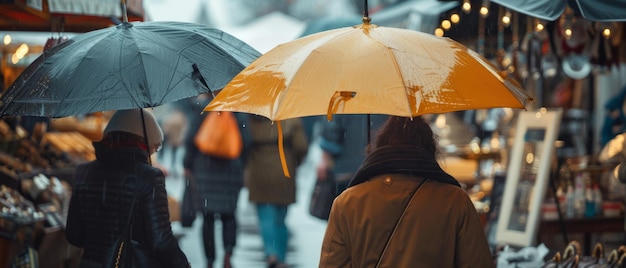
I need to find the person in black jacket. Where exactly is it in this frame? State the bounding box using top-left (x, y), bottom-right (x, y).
top-left (182, 94), bottom-right (252, 268)
top-left (66, 108), bottom-right (190, 268)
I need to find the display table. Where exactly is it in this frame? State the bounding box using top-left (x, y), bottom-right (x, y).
top-left (539, 215), bottom-right (624, 255)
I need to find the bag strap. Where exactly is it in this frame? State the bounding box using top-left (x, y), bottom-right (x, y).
top-left (120, 176), bottom-right (139, 240)
top-left (376, 178), bottom-right (428, 268)
top-left (112, 186), bottom-right (138, 268)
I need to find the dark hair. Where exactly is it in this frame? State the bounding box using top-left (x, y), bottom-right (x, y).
top-left (370, 116), bottom-right (438, 155)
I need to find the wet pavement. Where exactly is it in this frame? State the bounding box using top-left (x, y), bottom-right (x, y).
top-left (162, 142), bottom-right (327, 268)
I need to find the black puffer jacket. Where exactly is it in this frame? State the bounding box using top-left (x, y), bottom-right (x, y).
top-left (66, 142), bottom-right (189, 267)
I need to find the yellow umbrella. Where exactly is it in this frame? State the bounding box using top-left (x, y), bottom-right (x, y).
top-left (205, 17), bottom-right (534, 176)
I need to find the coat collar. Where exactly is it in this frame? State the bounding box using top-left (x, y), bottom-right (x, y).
top-left (348, 145), bottom-right (460, 188)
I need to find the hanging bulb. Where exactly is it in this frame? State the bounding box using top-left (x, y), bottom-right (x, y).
top-left (502, 10), bottom-right (511, 27)
top-left (603, 27), bottom-right (612, 39)
top-left (535, 20), bottom-right (545, 32)
top-left (3, 34), bottom-right (11, 45)
top-left (441, 20), bottom-right (452, 30)
top-left (480, 6), bottom-right (489, 17)
top-left (462, 0), bottom-right (471, 14)
top-left (451, 13), bottom-right (460, 24)
top-left (479, 0), bottom-right (490, 18)
top-left (560, 12), bottom-right (574, 40)
top-left (434, 28), bottom-right (444, 37)
top-left (564, 28), bottom-right (573, 39)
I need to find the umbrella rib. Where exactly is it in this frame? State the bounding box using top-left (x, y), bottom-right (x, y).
top-left (57, 32), bottom-right (113, 115)
top-left (273, 31), bottom-right (353, 120)
top-left (125, 26), bottom-right (153, 108)
top-left (386, 46), bottom-right (414, 119)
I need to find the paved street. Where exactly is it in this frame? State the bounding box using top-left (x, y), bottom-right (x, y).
top-left (162, 142), bottom-right (328, 268)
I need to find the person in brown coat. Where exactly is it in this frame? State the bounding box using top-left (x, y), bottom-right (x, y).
top-left (319, 116), bottom-right (494, 268)
top-left (244, 115), bottom-right (309, 268)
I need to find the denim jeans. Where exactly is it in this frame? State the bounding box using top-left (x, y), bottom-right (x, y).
top-left (255, 203), bottom-right (289, 263)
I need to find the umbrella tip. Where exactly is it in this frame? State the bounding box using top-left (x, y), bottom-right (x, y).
top-left (362, 16), bottom-right (371, 24)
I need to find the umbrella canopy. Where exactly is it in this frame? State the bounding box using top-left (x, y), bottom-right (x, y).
top-left (204, 18), bottom-right (533, 178)
top-left (204, 20), bottom-right (533, 122)
top-left (0, 21), bottom-right (261, 118)
top-left (490, 0), bottom-right (626, 22)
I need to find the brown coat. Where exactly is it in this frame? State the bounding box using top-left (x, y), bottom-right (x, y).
top-left (319, 174), bottom-right (494, 268)
top-left (244, 117), bottom-right (308, 204)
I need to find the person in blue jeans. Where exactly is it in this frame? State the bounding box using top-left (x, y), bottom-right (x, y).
top-left (244, 116), bottom-right (309, 268)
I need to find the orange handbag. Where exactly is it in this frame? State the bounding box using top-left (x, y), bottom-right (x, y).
top-left (193, 111), bottom-right (243, 159)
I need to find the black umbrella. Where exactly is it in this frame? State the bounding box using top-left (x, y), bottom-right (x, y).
top-left (0, 20), bottom-right (261, 118)
top-left (491, 0), bottom-right (626, 22)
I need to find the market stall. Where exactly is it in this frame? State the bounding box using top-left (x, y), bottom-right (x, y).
top-left (1, 0), bottom-right (626, 267)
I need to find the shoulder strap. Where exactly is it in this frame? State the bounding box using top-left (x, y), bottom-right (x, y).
top-left (121, 192), bottom-right (137, 237)
top-left (376, 178), bottom-right (428, 268)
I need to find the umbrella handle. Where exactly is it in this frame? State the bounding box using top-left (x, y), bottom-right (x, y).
top-left (327, 91), bottom-right (356, 121)
top-left (192, 64), bottom-right (214, 98)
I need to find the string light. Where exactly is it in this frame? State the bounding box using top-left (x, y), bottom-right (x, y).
top-left (535, 20), bottom-right (545, 32)
top-left (479, 6), bottom-right (489, 18)
top-left (3, 35), bottom-right (11, 46)
top-left (11, 43), bottom-right (29, 64)
top-left (441, 20), bottom-right (452, 30)
top-left (434, 28), bottom-right (444, 37)
top-left (451, 13), bottom-right (460, 24)
top-left (560, 13), bottom-right (573, 40)
top-left (462, 0), bottom-right (471, 14)
top-left (599, 22), bottom-right (613, 39)
top-left (603, 28), bottom-right (612, 39)
top-left (564, 28), bottom-right (573, 39)
top-left (501, 10), bottom-right (511, 27)
top-left (479, 0), bottom-right (490, 18)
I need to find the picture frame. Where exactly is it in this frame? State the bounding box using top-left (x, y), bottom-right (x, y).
top-left (495, 108), bottom-right (563, 247)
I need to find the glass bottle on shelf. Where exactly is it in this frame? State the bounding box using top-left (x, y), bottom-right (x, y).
top-left (573, 173), bottom-right (585, 217)
top-left (584, 184), bottom-right (595, 218)
top-left (565, 184), bottom-right (575, 218)
top-left (593, 184), bottom-right (603, 216)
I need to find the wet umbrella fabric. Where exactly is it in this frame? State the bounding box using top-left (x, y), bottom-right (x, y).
top-left (204, 20), bottom-right (533, 177)
top-left (204, 21), bottom-right (533, 121)
top-left (490, 0), bottom-right (626, 22)
top-left (0, 21), bottom-right (262, 118)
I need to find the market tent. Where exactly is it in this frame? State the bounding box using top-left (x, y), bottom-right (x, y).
top-left (490, 0), bottom-right (626, 22)
top-left (0, 0), bottom-right (144, 32)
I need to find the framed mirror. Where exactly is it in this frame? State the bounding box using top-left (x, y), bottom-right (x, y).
top-left (495, 108), bottom-right (563, 247)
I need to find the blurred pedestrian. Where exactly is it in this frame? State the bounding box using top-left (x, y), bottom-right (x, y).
top-left (154, 102), bottom-right (189, 179)
top-left (245, 115), bottom-right (309, 268)
top-left (319, 116), bottom-right (494, 267)
top-left (314, 114), bottom-right (387, 216)
top-left (183, 94), bottom-right (252, 268)
top-left (66, 108), bottom-right (190, 268)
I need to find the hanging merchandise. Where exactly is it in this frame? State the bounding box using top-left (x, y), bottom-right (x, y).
top-left (11, 246), bottom-right (39, 268)
top-left (589, 22), bottom-right (623, 69)
top-left (562, 54), bottom-right (592, 80)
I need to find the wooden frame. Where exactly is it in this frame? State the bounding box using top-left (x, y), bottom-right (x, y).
top-left (495, 108), bottom-right (563, 247)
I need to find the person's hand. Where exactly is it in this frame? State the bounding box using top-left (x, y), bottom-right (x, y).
top-left (316, 164), bottom-right (328, 180)
top-left (316, 151), bottom-right (333, 180)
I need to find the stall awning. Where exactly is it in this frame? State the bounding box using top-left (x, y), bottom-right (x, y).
top-left (490, 0), bottom-right (626, 22)
top-left (0, 0), bottom-right (144, 32)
